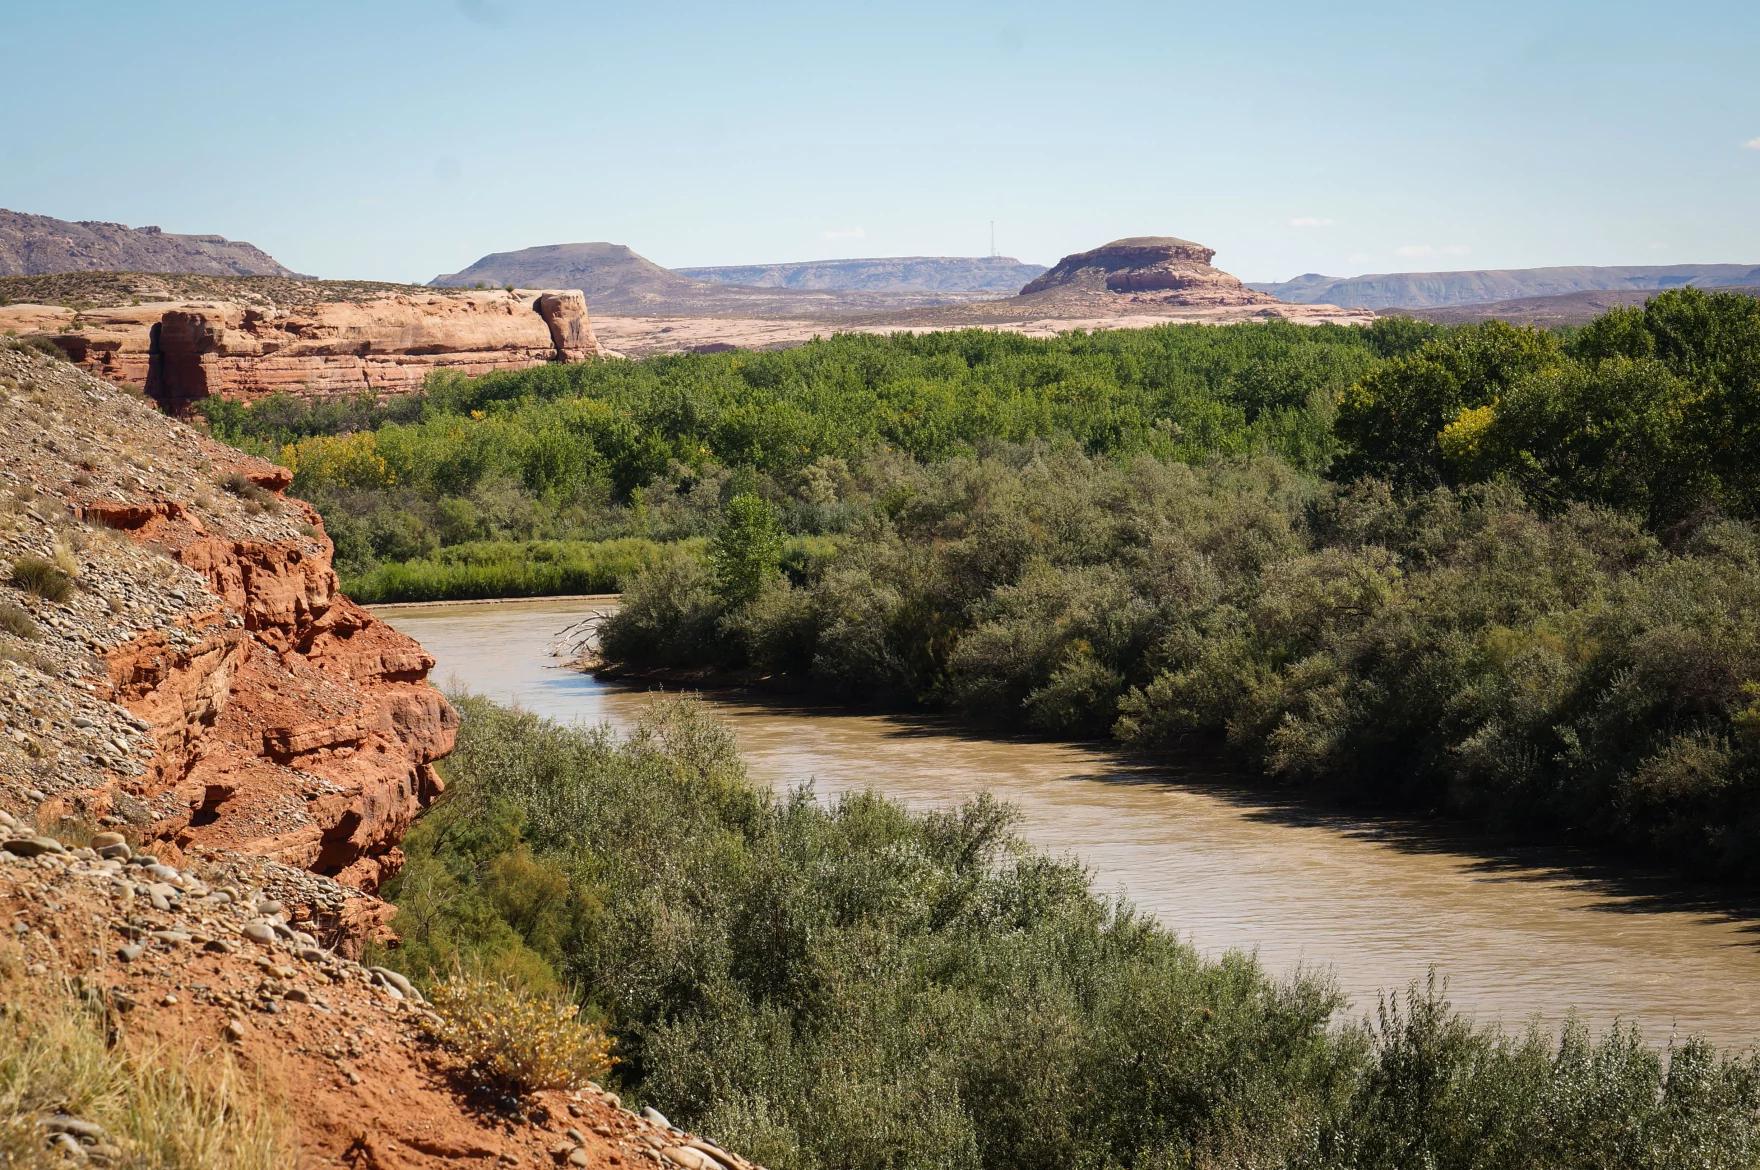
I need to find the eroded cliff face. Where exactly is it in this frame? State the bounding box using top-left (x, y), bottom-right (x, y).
top-left (0, 344), bottom-right (454, 943)
top-left (0, 287), bottom-right (601, 413)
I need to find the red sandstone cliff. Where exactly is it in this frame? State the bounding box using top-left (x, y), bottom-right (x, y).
top-left (0, 343), bottom-right (454, 943)
top-left (0, 286), bottom-right (601, 413)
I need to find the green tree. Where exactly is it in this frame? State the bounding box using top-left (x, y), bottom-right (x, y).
top-left (712, 493), bottom-right (785, 606)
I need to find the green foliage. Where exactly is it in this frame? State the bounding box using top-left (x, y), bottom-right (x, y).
top-left (8, 556), bottom-right (72, 604)
top-left (711, 494), bottom-right (785, 606)
top-left (604, 448), bottom-right (1760, 882)
top-left (1339, 289), bottom-right (1760, 523)
top-left (199, 322), bottom-right (1380, 599)
top-left (387, 697), bottom-right (1760, 1170)
top-left (343, 538), bottom-right (697, 603)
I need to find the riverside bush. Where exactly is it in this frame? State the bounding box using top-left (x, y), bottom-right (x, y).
top-left (384, 697), bottom-right (1760, 1170)
top-left (602, 449), bottom-right (1760, 882)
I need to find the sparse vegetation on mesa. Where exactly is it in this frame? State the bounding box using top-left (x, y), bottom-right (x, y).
top-left (384, 696), bottom-right (1760, 1170)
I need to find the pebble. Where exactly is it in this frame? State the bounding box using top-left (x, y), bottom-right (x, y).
top-left (1, 836), bottom-right (64, 858)
top-left (223, 1018), bottom-right (246, 1043)
top-left (568, 1149), bottom-right (591, 1168)
top-left (642, 1108), bottom-right (672, 1130)
top-left (240, 920), bottom-right (276, 944)
top-left (45, 1114), bottom-right (109, 1144)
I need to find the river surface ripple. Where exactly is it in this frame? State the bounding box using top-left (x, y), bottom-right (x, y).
top-left (377, 597), bottom-right (1760, 1051)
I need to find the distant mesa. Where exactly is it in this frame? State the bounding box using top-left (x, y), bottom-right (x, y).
top-left (1017, 236), bottom-right (1282, 309)
top-left (432, 242), bottom-right (704, 309)
top-left (0, 208), bottom-right (294, 278)
top-left (678, 255), bottom-right (1048, 295)
top-left (1250, 263), bottom-right (1760, 310)
top-left (433, 242), bottom-right (1049, 315)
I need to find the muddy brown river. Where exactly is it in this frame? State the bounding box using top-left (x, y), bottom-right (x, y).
top-left (377, 598), bottom-right (1760, 1050)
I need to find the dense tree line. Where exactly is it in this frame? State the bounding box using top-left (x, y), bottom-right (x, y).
top-left (202, 320), bottom-right (1397, 591)
top-left (380, 697), bottom-right (1760, 1170)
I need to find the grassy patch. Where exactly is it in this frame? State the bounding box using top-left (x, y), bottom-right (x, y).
top-left (343, 537), bottom-right (704, 603)
top-left (9, 556), bottom-right (72, 604)
top-left (0, 947), bottom-right (294, 1169)
top-left (217, 471), bottom-right (279, 515)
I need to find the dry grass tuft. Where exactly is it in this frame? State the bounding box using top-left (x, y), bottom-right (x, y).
top-left (0, 946), bottom-right (295, 1169)
top-left (0, 600), bottom-right (38, 641)
top-left (8, 556), bottom-right (72, 604)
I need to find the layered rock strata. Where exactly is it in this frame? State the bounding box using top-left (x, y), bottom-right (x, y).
top-left (0, 287), bottom-right (600, 413)
top-left (0, 345), bottom-right (455, 940)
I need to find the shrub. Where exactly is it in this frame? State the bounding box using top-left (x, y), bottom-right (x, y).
top-left (9, 556), bottom-right (72, 604)
top-left (217, 471), bottom-right (278, 513)
top-left (0, 600), bottom-right (38, 641)
top-left (421, 969), bottom-right (612, 1096)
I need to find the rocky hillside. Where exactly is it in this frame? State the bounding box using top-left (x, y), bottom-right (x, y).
top-left (677, 255), bottom-right (1047, 294)
top-left (1018, 236), bottom-right (1280, 305)
top-left (0, 343), bottom-right (772, 1167)
top-left (0, 284), bottom-right (602, 413)
top-left (0, 816), bottom-right (765, 1168)
top-left (0, 343), bottom-right (455, 923)
top-left (1250, 262), bottom-right (1760, 309)
top-left (0, 208), bottom-right (295, 278)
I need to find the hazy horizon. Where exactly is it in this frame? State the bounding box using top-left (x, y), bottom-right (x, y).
top-left (8, 0), bottom-right (1759, 284)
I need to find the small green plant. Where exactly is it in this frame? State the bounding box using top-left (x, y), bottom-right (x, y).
top-left (420, 970), bottom-right (612, 1096)
top-left (0, 599), bottom-right (39, 641)
top-left (10, 556), bottom-right (72, 604)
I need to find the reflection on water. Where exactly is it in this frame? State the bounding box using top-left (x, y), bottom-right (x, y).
top-left (377, 598), bottom-right (1760, 1050)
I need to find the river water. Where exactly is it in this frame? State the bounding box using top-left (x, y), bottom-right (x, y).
top-left (377, 597), bottom-right (1760, 1050)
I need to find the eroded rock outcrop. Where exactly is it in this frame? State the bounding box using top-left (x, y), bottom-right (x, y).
top-left (0, 345), bottom-right (455, 933)
top-left (0, 287), bottom-right (602, 413)
top-left (1019, 236), bottom-right (1283, 307)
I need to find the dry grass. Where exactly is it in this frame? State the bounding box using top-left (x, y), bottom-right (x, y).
top-left (0, 946), bottom-right (295, 1169)
top-left (8, 556), bottom-right (72, 604)
top-left (421, 970), bottom-right (613, 1097)
top-left (0, 600), bottom-right (38, 641)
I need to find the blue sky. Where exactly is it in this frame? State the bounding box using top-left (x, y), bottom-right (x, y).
top-left (7, 0), bottom-right (1759, 282)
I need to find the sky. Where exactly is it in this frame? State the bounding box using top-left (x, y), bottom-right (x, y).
top-left (7, 0), bottom-right (1760, 283)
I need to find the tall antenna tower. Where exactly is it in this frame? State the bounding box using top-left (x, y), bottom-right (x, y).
top-left (989, 220), bottom-right (997, 258)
